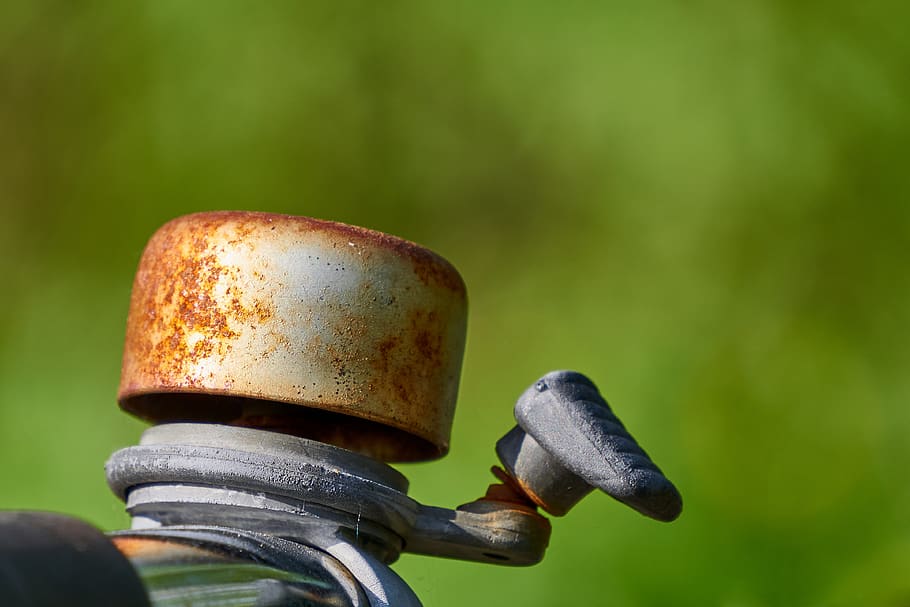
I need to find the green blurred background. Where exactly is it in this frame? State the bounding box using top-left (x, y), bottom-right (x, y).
top-left (1, 2), bottom-right (908, 605)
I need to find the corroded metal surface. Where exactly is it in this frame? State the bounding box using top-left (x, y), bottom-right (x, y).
top-left (119, 211), bottom-right (467, 461)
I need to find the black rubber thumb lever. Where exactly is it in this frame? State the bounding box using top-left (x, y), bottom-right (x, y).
top-left (496, 370), bottom-right (683, 522)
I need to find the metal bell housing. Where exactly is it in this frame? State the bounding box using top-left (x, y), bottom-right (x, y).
top-left (118, 211), bottom-right (468, 462)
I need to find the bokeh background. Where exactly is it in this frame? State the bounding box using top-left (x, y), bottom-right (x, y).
top-left (1, 2), bottom-right (908, 605)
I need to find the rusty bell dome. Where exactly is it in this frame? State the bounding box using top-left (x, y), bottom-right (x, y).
top-left (118, 211), bottom-right (467, 462)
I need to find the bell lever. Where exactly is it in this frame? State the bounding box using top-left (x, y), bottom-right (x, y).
top-left (495, 370), bottom-right (683, 521)
top-left (398, 370), bottom-right (683, 566)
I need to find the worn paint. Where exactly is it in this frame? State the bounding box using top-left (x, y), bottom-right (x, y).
top-left (119, 212), bottom-right (467, 462)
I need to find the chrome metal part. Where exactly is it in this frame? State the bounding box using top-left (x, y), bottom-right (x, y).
top-left (496, 370), bottom-right (683, 521)
top-left (107, 424), bottom-right (418, 562)
top-left (123, 485), bottom-right (406, 565)
top-left (119, 211), bottom-right (468, 462)
top-left (107, 423), bottom-right (552, 571)
top-left (111, 526), bottom-right (370, 607)
top-left (323, 542), bottom-right (423, 607)
top-left (118, 519), bottom-right (420, 606)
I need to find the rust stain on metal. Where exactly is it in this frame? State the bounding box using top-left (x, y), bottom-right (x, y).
top-left (479, 466), bottom-right (541, 511)
top-left (487, 463), bottom-right (556, 513)
top-left (112, 536), bottom-right (225, 562)
top-left (119, 211), bottom-right (468, 462)
top-left (508, 473), bottom-right (552, 513)
top-left (122, 216), bottom-right (276, 393)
